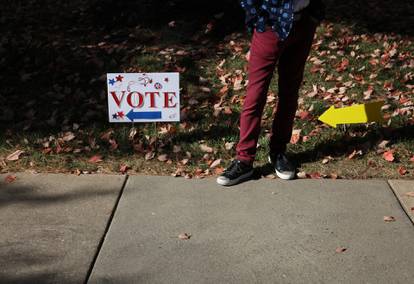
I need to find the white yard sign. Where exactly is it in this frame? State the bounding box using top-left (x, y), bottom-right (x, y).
top-left (107, 73), bottom-right (180, 123)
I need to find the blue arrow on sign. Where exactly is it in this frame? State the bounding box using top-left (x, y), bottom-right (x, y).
top-left (126, 110), bottom-right (162, 121)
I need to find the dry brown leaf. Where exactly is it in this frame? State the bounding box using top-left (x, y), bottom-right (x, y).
top-left (348, 150), bottom-right (362, 160)
top-left (214, 167), bottom-right (224, 175)
top-left (209, 159), bottom-right (221, 169)
top-left (297, 171), bottom-right (307, 179)
top-left (145, 152), bottom-right (155, 160)
top-left (178, 233), bottom-right (191, 240)
top-left (157, 154), bottom-right (168, 162)
top-left (100, 129), bottom-right (113, 141)
top-left (404, 192), bottom-right (414, 197)
top-left (129, 127), bottom-right (138, 140)
top-left (6, 150), bottom-right (25, 161)
top-left (377, 140), bottom-right (390, 149)
top-left (383, 216), bottom-right (396, 222)
top-left (109, 139), bottom-right (118, 151)
top-left (120, 164), bottom-right (130, 174)
top-left (290, 129), bottom-right (301, 145)
top-left (225, 142), bottom-right (235, 150)
top-left (335, 247), bottom-right (347, 253)
top-left (398, 166), bottom-right (407, 176)
top-left (4, 175), bottom-right (17, 183)
top-left (200, 144), bottom-right (214, 153)
top-left (62, 132), bottom-right (76, 142)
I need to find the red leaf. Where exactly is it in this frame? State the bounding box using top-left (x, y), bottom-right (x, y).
top-left (290, 129), bottom-right (301, 144)
top-left (382, 150), bottom-right (394, 162)
top-left (398, 166), bottom-right (407, 176)
top-left (298, 111), bottom-right (311, 120)
top-left (310, 172), bottom-right (321, 179)
top-left (109, 139), bottom-right (118, 151)
top-left (88, 155), bottom-right (103, 163)
top-left (4, 175), bottom-right (17, 183)
top-left (336, 58), bottom-right (349, 72)
top-left (119, 164), bottom-right (130, 174)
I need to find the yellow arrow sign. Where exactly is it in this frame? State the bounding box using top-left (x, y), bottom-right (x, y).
top-left (318, 101), bottom-right (384, 128)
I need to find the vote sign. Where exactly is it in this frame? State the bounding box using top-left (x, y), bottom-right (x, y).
top-left (107, 73), bottom-right (180, 123)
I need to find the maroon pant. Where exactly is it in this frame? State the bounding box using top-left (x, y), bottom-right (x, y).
top-left (236, 13), bottom-right (317, 165)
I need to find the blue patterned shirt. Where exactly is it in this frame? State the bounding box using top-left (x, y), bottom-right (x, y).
top-left (240, 0), bottom-right (295, 40)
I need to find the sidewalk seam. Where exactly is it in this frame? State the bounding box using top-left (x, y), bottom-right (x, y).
top-left (84, 174), bottom-right (129, 284)
top-left (386, 179), bottom-right (414, 226)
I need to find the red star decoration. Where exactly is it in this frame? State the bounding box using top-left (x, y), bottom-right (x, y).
top-left (164, 77), bottom-right (169, 82)
top-left (116, 75), bottom-right (124, 82)
top-left (117, 111), bottom-right (125, 118)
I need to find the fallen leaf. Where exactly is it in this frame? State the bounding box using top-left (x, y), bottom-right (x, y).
top-left (120, 164), bottom-right (130, 174)
top-left (335, 247), bottom-right (347, 253)
top-left (178, 233), bottom-right (191, 240)
top-left (209, 159), bottom-right (221, 169)
top-left (62, 132), bottom-right (76, 142)
top-left (398, 166), bottom-right (407, 176)
top-left (348, 150), bottom-right (362, 160)
top-left (200, 144), bottom-right (214, 153)
top-left (100, 129), bottom-right (113, 141)
top-left (225, 142), bottom-right (235, 150)
top-left (6, 150), bottom-right (25, 161)
top-left (310, 172), bottom-right (321, 179)
top-left (404, 192), bottom-right (414, 197)
top-left (157, 154), bottom-right (168, 162)
top-left (145, 152), bottom-right (155, 160)
top-left (129, 127), bottom-right (138, 140)
top-left (383, 216), bottom-right (396, 222)
top-left (88, 155), bottom-right (103, 163)
top-left (297, 171), bottom-right (307, 179)
top-left (377, 140), bottom-right (389, 149)
top-left (383, 150), bottom-right (395, 162)
top-left (109, 139), bottom-right (118, 151)
top-left (265, 174), bottom-right (277, 179)
top-left (330, 173), bottom-right (339, 179)
top-left (4, 175), bottom-right (17, 183)
top-left (290, 129), bottom-right (301, 144)
top-left (214, 167), bottom-right (224, 175)
top-left (322, 156), bottom-right (333, 164)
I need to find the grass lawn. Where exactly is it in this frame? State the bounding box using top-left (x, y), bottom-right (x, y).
top-left (1, 1), bottom-right (413, 179)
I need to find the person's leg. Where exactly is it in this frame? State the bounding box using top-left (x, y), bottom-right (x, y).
top-left (236, 28), bottom-right (282, 165)
top-left (269, 13), bottom-right (317, 154)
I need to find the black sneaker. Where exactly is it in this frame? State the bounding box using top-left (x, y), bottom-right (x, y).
top-left (216, 160), bottom-right (254, 186)
top-left (268, 153), bottom-right (296, 180)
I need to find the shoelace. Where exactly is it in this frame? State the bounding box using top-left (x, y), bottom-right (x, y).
top-left (224, 160), bottom-right (244, 177)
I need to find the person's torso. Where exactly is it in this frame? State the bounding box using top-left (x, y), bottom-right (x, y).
top-left (292, 0), bottom-right (311, 12)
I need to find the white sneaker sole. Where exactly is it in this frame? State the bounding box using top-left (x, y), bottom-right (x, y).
top-left (268, 156), bottom-right (295, 180)
top-left (216, 170), bottom-right (254, 186)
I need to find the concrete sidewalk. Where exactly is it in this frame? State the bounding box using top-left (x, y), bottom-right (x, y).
top-left (1, 174), bottom-right (413, 283)
top-left (0, 173), bottom-right (126, 284)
